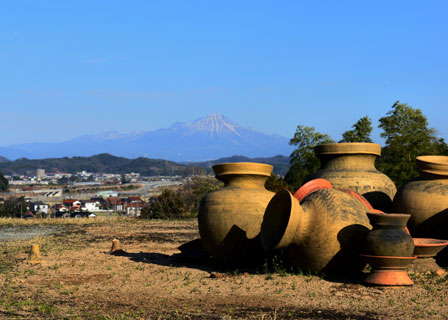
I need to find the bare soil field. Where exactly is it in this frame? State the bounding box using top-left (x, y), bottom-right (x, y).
top-left (0, 218), bottom-right (447, 319)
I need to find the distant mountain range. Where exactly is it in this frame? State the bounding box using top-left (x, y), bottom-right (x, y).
top-left (1, 114), bottom-right (293, 161)
top-left (0, 153), bottom-right (291, 176)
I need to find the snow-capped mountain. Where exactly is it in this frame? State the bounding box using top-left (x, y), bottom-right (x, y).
top-left (3, 114), bottom-right (293, 161)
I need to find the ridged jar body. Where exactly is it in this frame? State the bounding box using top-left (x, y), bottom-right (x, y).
top-left (363, 213), bottom-right (414, 257)
top-left (307, 143), bottom-right (396, 212)
top-left (198, 162), bottom-right (274, 260)
top-left (392, 156), bottom-right (448, 264)
top-left (261, 188), bottom-right (372, 274)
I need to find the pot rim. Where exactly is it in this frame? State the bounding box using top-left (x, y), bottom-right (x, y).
top-left (416, 155), bottom-right (448, 176)
top-left (366, 212), bottom-right (411, 227)
top-left (413, 238), bottom-right (448, 247)
top-left (212, 162), bottom-right (273, 177)
top-left (315, 142), bottom-right (381, 156)
top-left (293, 178), bottom-right (333, 202)
top-left (360, 254), bottom-right (417, 260)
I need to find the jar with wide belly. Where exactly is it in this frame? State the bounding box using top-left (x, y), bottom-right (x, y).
top-left (392, 156), bottom-right (448, 241)
top-left (261, 188), bottom-right (372, 274)
top-left (198, 162), bottom-right (275, 260)
top-left (306, 142), bottom-right (396, 212)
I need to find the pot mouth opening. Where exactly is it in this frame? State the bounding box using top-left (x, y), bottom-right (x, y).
top-left (315, 143), bottom-right (381, 156)
top-left (416, 156), bottom-right (448, 176)
top-left (367, 212), bottom-right (411, 227)
top-left (213, 162), bottom-right (273, 177)
top-left (413, 238), bottom-right (448, 247)
top-left (261, 190), bottom-right (293, 251)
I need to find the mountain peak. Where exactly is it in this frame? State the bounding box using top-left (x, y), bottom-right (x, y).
top-left (181, 113), bottom-right (242, 138)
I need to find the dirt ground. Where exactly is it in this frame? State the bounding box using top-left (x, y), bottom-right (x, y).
top-left (0, 218), bottom-right (447, 319)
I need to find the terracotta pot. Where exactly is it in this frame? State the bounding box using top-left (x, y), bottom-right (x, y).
top-left (409, 238), bottom-right (448, 275)
top-left (307, 143), bottom-right (397, 212)
top-left (363, 212), bottom-right (414, 257)
top-left (392, 156), bottom-right (448, 259)
top-left (360, 254), bottom-right (416, 286)
top-left (261, 188), bottom-right (371, 274)
top-left (198, 162), bottom-right (274, 260)
top-left (293, 178), bottom-right (333, 202)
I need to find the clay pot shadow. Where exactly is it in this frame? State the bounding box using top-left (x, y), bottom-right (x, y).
top-left (108, 226), bottom-right (272, 274)
top-left (362, 191), bottom-right (392, 213)
top-left (317, 224), bottom-right (370, 283)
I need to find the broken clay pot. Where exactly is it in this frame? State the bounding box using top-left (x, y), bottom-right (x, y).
top-left (198, 162), bottom-right (275, 260)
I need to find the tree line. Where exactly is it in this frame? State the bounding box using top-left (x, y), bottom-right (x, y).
top-left (284, 101), bottom-right (448, 190)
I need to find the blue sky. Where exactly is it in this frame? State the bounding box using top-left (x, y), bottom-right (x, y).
top-left (1, 0), bottom-right (447, 146)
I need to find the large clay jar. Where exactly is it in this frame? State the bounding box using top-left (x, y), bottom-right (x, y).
top-left (306, 143), bottom-right (397, 212)
top-left (198, 162), bottom-right (275, 260)
top-left (392, 156), bottom-right (448, 264)
top-left (363, 213), bottom-right (414, 257)
top-left (260, 188), bottom-right (371, 274)
top-left (392, 156), bottom-right (448, 239)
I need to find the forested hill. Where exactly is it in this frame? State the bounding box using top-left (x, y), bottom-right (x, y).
top-left (0, 153), bottom-right (197, 176)
top-left (0, 153), bottom-right (290, 176)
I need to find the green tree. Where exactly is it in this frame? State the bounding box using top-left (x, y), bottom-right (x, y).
top-left (284, 125), bottom-right (334, 190)
top-left (340, 116), bottom-right (373, 143)
top-left (180, 176), bottom-right (223, 217)
top-left (265, 174), bottom-right (293, 193)
top-left (0, 172), bottom-right (8, 192)
top-left (144, 188), bottom-right (186, 219)
top-left (377, 101), bottom-right (448, 188)
top-left (0, 197), bottom-right (26, 218)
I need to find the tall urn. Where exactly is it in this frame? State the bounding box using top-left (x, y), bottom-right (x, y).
top-left (261, 188), bottom-right (371, 274)
top-left (392, 156), bottom-right (448, 263)
top-left (198, 162), bottom-right (275, 260)
top-left (306, 143), bottom-right (396, 212)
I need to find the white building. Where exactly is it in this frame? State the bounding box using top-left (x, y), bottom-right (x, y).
top-left (82, 200), bottom-right (101, 212)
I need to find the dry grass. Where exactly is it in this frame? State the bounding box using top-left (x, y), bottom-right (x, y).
top-left (0, 218), bottom-right (447, 319)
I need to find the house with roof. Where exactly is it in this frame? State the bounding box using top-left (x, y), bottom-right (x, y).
top-left (82, 200), bottom-right (101, 212)
top-left (126, 202), bottom-right (147, 217)
top-left (63, 199), bottom-right (81, 210)
top-left (30, 201), bottom-right (49, 216)
top-left (106, 197), bottom-right (125, 212)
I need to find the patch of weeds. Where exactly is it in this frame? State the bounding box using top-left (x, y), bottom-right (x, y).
top-left (48, 263), bottom-right (59, 270)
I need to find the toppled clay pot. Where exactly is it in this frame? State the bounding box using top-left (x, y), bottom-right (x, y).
top-left (198, 162), bottom-right (275, 260)
top-left (392, 155), bottom-right (448, 264)
top-left (306, 142), bottom-right (397, 212)
top-left (260, 188), bottom-right (371, 274)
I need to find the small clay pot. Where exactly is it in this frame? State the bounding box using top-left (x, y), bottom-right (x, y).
top-left (409, 238), bottom-right (448, 275)
top-left (363, 213), bottom-right (414, 257)
top-left (307, 142), bottom-right (397, 212)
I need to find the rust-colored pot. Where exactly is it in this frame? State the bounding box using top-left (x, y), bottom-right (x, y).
top-left (392, 156), bottom-right (448, 245)
top-left (306, 143), bottom-right (397, 212)
top-left (409, 238), bottom-right (448, 275)
top-left (363, 212), bottom-right (414, 257)
top-left (293, 178), bottom-right (333, 202)
top-left (198, 162), bottom-right (275, 260)
top-left (261, 188), bottom-right (371, 274)
top-left (360, 255), bottom-right (416, 286)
